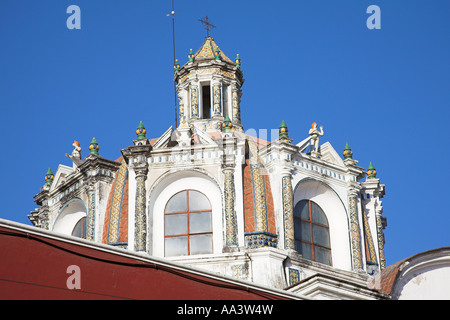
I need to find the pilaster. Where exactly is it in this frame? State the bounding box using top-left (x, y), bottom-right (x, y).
top-left (231, 86), bottom-right (241, 124)
top-left (282, 172), bottom-right (295, 251)
top-left (348, 186), bottom-right (363, 271)
top-left (221, 134), bottom-right (238, 249)
top-left (376, 206), bottom-right (387, 270)
top-left (121, 124), bottom-right (152, 252)
top-left (78, 143), bottom-right (121, 242)
top-left (190, 85), bottom-right (199, 119)
top-left (223, 165), bottom-right (237, 247)
top-left (134, 161), bottom-right (149, 252)
top-left (275, 123), bottom-right (298, 252)
top-left (29, 190), bottom-right (50, 230)
top-left (86, 181), bottom-right (96, 241)
top-left (212, 81), bottom-right (222, 117)
top-left (361, 174), bottom-right (386, 271)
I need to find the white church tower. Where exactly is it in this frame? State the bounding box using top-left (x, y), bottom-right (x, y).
top-left (29, 36), bottom-right (387, 299)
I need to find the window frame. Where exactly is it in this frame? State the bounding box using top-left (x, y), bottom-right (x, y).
top-left (294, 199), bottom-right (332, 266)
top-left (71, 216), bottom-right (87, 239)
top-left (201, 84), bottom-right (211, 119)
top-left (164, 189), bottom-right (213, 256)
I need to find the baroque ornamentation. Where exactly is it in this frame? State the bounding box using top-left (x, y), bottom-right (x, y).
top-left (232, 90), bottom-right (241, 122)
top-left (308, 122), bottom-right (324, 155)
top-left (87, 185), bottom-right (96, 241)
top-left (213, 84), bottom-right (221, 116)
top-left (44, 168), bottom-right (54, 186)
top-left (105, 161), bottom-right (128, 244)
top-left (245, 232), bottom-right (277, 249)
top-left (288, 268), bottom-right (300, 286)
top-left (362, 208), bottom-right (378, 267)
top-left (178, 91), bottom-right (185, 119)
top-left (134, 165), bottom-right (148, 252)
top-left (191, 86), bottom-right (199, 118)
top-left (89, 137), bottom-right (100, 156)
top-left (231, 264), bottom-right (248, 280)
top-left (223, 167), bottom-right (237, 246)
top-left (348, 192), bottom-right (363, 270)
top-left (376, 209), bottom-right (386, 269)
top-left (282, 175), bottom-right (295, 250)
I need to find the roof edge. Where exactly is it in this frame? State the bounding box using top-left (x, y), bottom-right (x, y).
top-left (0, 218), bottom-right (308, 300)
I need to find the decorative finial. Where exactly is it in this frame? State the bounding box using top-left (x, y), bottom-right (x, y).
top-left (367, 162), bottom-right (377, 179)
top-left (136, 121), bottom-right (147, 140)
top-left (235, 54), bottom-right (241, 68)
top-left (89, 137), bottom-right (99, 155)
top-left (174, 59), bottom-right (180, 73)
top-left (215, 48), bottom-right (221, 61)
top-left (188, 49), bottom-right (195, 63)
top-left (44, 167), bottom-right (54, 186)
top-left (222, 115), bottom-right (233, 132)
top-left (279, 120), bottom-right (289, 138)
top-left (343, 142), bottom-right (353, 159)
top-left (199, 16), bottom-right (216, 38)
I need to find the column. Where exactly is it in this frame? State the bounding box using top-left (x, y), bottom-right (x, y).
top-left (282, 174), bottom-right (295, 251)
top-left (177, 90), bottom-right (185, 122)
top-left (190, 85), bottom-right (199, 118)
top-left (134, 162), bottom-right (148, 252)
top-left (278, 126), bottom-right (297, 252)
top-left (40, 210), bottom-right (50, 230)
top-left (231, 88), bottom-right (241, 123)
top-left (376, 207), bottom-right (386, 270)
top-left (223, 165), bottom-right (238, 246)
top-left (86, 183), bottom-right (96, 241)
top-left (348, 188), bottom-right (363, 271)
top-left (213, 83), bottom-right (221, 117)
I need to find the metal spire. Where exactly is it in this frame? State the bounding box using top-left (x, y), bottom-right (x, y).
top-left (199, 16), bottom-right (216, 38)
top-left (167, 0), bottom-right (177, 128)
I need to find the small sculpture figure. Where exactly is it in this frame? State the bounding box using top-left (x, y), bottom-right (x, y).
top-left (71, 140), bottom-right (82, 159)
top-left (65, 140), bottom-right (83, 170)
top-left (309, 122), bottom-right (324, 154)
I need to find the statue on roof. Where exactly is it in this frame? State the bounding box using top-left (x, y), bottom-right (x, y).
top-left (71, 140), bottom-right (82, 159)
top-left (65, 140), bottom-right (83, 169)
top-left (309, 122), bottom-right (324, 154)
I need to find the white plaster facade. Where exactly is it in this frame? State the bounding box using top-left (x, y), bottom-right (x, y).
top-left (28, 36), bottom-right (400, 300)
top-left (389, 248), bottom-right (450, 300)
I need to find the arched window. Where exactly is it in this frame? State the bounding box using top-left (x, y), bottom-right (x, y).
top-left (164, 190), bottom-right (212, 257)
top-left (72, 216), bottom-right (87, 239)
top-left (294, 200), bottom-right (332, 266)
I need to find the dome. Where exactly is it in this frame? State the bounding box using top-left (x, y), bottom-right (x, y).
top-left (102, 157), bottom-right (129, 247)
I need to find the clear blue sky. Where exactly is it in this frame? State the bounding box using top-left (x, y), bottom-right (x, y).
top-left (0, 0), bottom-right (448, 266)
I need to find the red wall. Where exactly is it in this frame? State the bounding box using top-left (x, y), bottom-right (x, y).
top-left (0, 225), bottom-right (291, 300)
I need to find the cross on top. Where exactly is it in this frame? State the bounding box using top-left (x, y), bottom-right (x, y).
top-left (198, 16), bottom-right (216, 37)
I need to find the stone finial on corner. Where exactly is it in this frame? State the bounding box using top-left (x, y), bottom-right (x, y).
top-left (367, 162), bottom-right (377, 179)
top-left (174, 59), bottom-right (180, 73)
top-left (222, 114), bottom-right (233, 132)
top-left (89, 137), bottom-right (100, 156)
top-left (343, 142), bottom-right (358, 165)
top-left (343, 142), bottom-right (353, 159)
top-left (136, 121), bottom-right (147, 140)
top-left (44, 167), bottom-right (54, 186)
top-left (215, 48), bottom-right (221, 61)
top-left (235, 54), bottom-right (241, 68)
top-left (279, 120), bottom-right (289, 138)
top-left (188, 49), bottom-right (195, 63)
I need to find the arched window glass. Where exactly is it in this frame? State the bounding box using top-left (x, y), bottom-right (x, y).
top-left (164, 190), bottom-right (212, 257)
top-left (72, 216), bottom-right (87, 239)
top-left (294, 200), bottom-right (331, 266)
